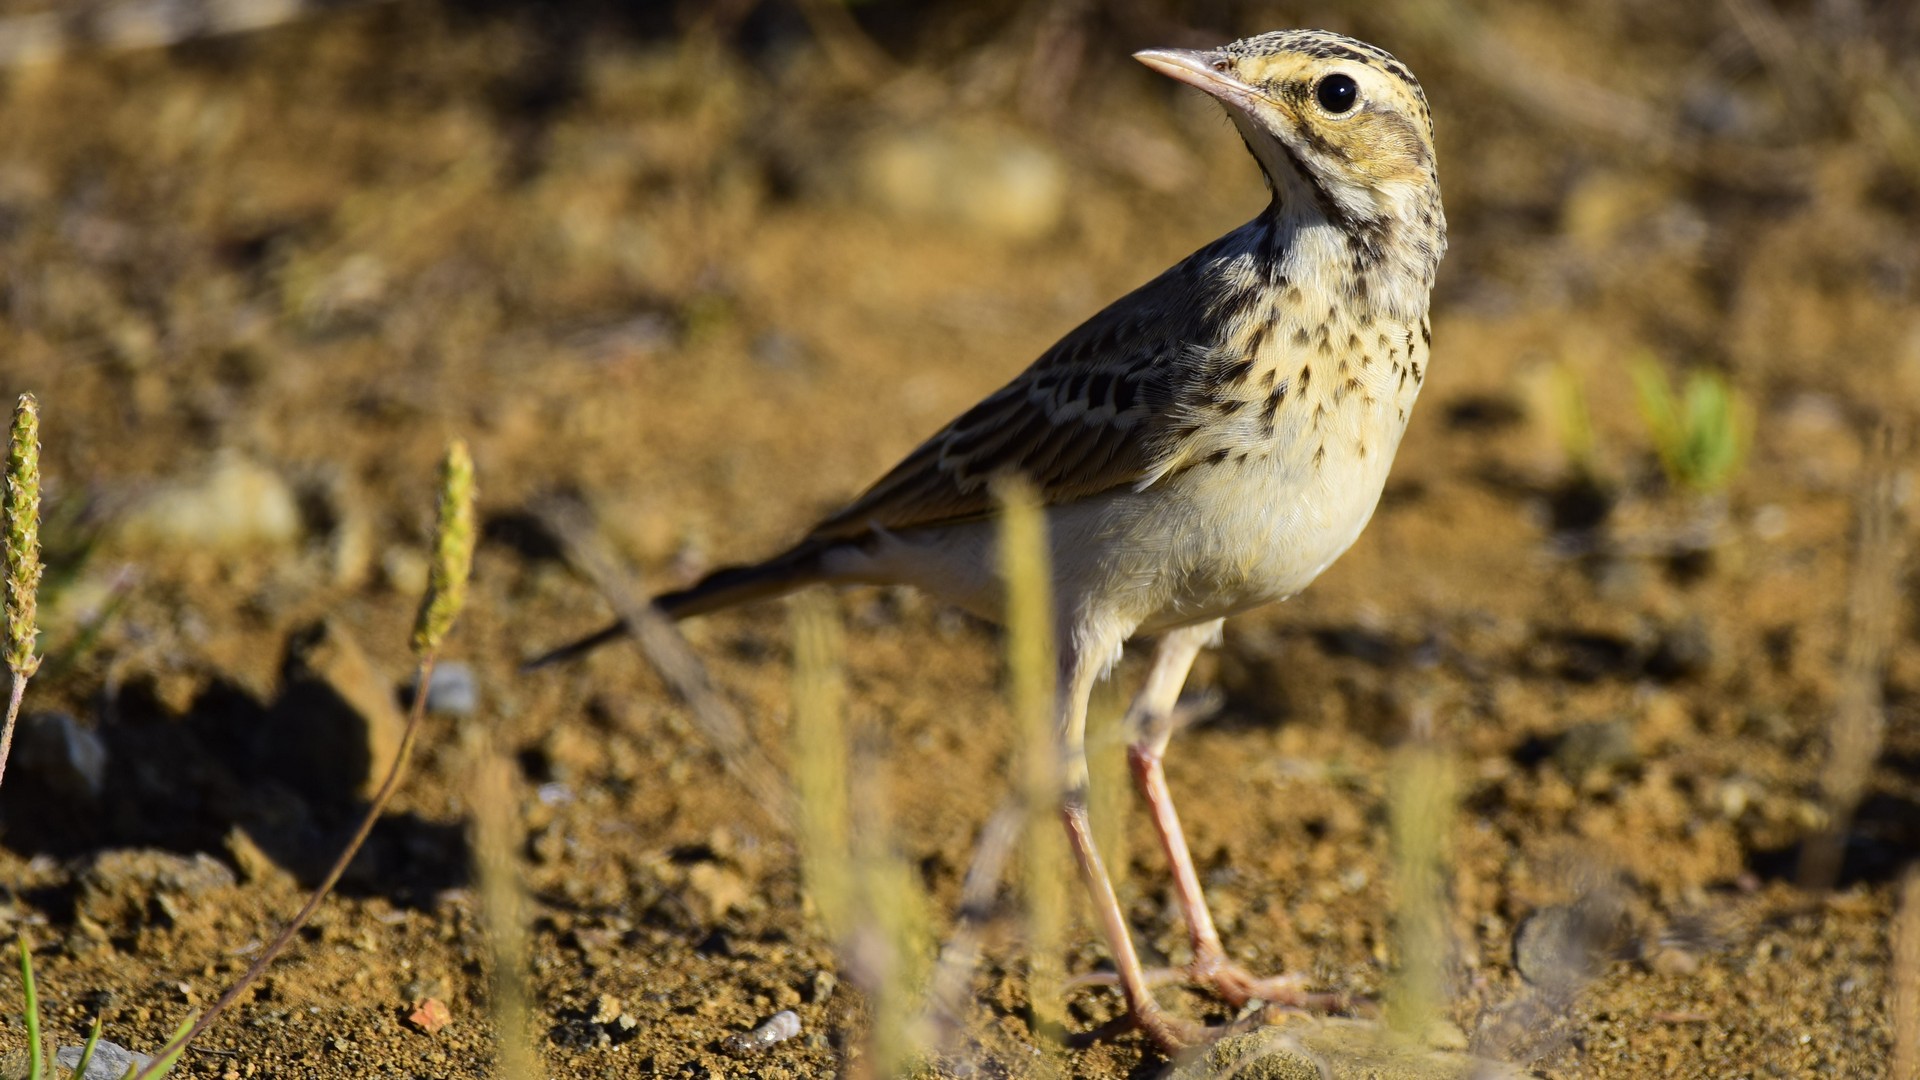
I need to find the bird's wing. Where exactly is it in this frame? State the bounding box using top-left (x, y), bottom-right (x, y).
top-left (805, 263), bottom-right (1237, 544)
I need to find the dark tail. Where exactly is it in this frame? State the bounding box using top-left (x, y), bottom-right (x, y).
top-left (522, 543), bottom-right (828, 670)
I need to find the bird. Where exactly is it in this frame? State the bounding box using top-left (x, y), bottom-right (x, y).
top-left (532, 28), bottom-right (1445, 1053)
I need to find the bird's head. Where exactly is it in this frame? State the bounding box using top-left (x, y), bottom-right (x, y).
top-left (1137, 30), bottom-right (1442, 247)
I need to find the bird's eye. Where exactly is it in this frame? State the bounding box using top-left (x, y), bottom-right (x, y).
top-left (1315, 73), bottom-right (1359, 114)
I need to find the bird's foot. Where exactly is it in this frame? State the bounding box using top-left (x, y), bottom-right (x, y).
top-left (1191, 954), bottom-right (1352, 1013)
top-left (1064, 997), bottom-right (1266, 1055)
top-left (1066, 956), bottom-right (1354, 1015)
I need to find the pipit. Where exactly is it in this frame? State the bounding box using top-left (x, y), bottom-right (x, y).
top-left (536, 29), bottom-right (1445, 1052)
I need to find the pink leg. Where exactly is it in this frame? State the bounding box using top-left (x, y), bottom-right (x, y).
top-left (1051, 634), bottom-right (1207, 1052)
top-left (1122, 621), bottom-right (1341, 1011)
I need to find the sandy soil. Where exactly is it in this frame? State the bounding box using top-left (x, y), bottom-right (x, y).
top-left (0, 2), bottom-right (1915, 1077)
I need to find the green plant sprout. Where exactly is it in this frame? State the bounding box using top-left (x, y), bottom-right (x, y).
top-left (1630, 357), bottom-right (1752, 493)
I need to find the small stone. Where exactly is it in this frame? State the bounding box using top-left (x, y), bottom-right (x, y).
top-left (12, 711), bottom-right (107, 801)
top-left (1552, 719), bottom-right (1636, 780)
top-left (807, 969), bottom-right (836, 1003)
top-left (1646, 619), bottom-right (1714, 681)
top-left (857, 124), bottom-right (1066, 241)
top-left (591, 994), bottom-right (624, 1025)
top-left (1514, 898), bottom-right (1629, 992)
top-left (224, 826), bottom-right (292, 888)
top-left (1173, 1021), bottom-right (1525, 1079)
top-left (113, 451), bottom-right (302, 552)
top-left (1647, 943), bottom-right (1702, 977)
top-left (414, 661), bottom-right (478, 717)
top-left (381, 546), bottom-right (430, 596)
top-left (721, 1010), bottom-right (801, 1056)
top-left (77, 850), bottom-right (237, 929)
top-left (55, 1040), bottom-right (153, 1080)
top-left (683, 862), bottom-right (751, 924)
top-left (407, 997), bottom-right (453, 1034)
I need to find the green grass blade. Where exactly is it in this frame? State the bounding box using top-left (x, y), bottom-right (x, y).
top-left (17, 935), bottom-right (42, 1080)
top-left (69, 1016), bottom-right (103, 1080)
top-left (134, 1014), bottom-right (197, 1078)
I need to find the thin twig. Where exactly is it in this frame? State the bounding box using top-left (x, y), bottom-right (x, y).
top-left (0, 673), bottom-right (25, 791)
top-left (1800, 422), bottom-right (1907, 890)
top-left (921, 800), bottom-right (1024, 1052)
top-left (130, 654), bottom-right (439, 1080)
top-left (531, 494), bottom-right (793, 826)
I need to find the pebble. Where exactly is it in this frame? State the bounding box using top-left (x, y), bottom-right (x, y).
top-left (1552, 719), bottom-right (1637, 780)
top-left (77, 850), bottom-right (237, 929)
top-left (113, 451), bottom-right (301, 552)
top-left (721, 1010), bottom-right (801, 1056)
top-left (857, 124), bottom-right (1066, 241)
top-left (1513, 900), bottom-right (1628, 992)
top-left (54, 1041), bottom-right (153, 1080)
top-left (1168, 1021), bottom-right (1522, 1079)
top-left (12, 711), bottom-right (107, 802)
top-left (416, 661), bottom-right (478, 717)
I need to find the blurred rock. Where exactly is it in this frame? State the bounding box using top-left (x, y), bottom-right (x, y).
top-left (12, 711), bottom-right (106, 802)
top-left (55, 1041), bottom-right (153, 1080)
top-left (751, 331), bottom-right (811, 372)
top-left (1647, 619), bottom-right (1714, 681)
top-left (113, 451), bottom-right (302, 552)
top-left (1552, 719), bottom-right (1637, 780)
top-left (381, 545), bottom-right (431, 597)
top-left (857, 124), bottom-right (1066, 241)
top-left (411, 661), bottom-right (477, 717)
top-left (279, 619), bottom-right (406, 800)
top-left (1514, 897), bottom-right (1630, 993)
top-left (683, 861), bottom-right (751, 924)
top-left (225, 825), bottom-right (293, 888)
top-left (1169, 1021), bottom-right (1523, 1079)
top-left (77, 850), bottom-right (237, 929)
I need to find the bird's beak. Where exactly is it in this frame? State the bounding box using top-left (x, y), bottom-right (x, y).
top-left (1133, 48), bottom-right (1265, 113)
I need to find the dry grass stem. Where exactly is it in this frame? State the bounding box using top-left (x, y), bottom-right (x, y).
top-left (791, 592), bottom-right (854, 940)
top-left (131, 438), bottom-right (477, 1079)
top-left (1800, 423), bottom-right (1907, 890)
top-left (1, 393), bottom-right (42, 792)
top-left (532, 494), bottom-right (793, 825)
top-left (465, 723), bottom-right (539, 1079)
top-left (414, 437), bottom-right (476, 657)
top-left (1386, 735), bottom-right (1457, 1039)
top-left (1894, 867), bottom-right (1920, 1080)
top-left (995, 476), bottom-right (1065, 1058)
top-left (922, 800), bottom-right (1023, 1051)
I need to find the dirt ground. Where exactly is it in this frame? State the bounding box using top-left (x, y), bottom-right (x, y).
top-left (0, 2), bottom-right (1916, 1077)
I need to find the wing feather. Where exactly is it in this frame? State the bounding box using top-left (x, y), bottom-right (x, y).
top-left (805, 251), bottom-right (1238, 544)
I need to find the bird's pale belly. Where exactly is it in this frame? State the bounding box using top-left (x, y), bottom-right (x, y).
top-left (1117, 428), bottom-right (1405, 635)
top-left (830, 401), bottom-right (1414, 640)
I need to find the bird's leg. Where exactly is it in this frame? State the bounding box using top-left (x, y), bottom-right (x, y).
top-left (1054, 636), bottom-right (1207, 1053)
top-left (1122, 620), bottom-right (1335, 1012)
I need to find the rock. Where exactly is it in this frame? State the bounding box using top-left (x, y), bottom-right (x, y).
top-left (407, 997), bottom-right (453, 1034)
top-left (114, 451), bottom-right (302, 552)
top-left (857, 123), bottom-right (1067, 241)
top-left (54, 1041), bottom-right (153, 1080)
top-left (277, 619), bottom-right (407, 800)
top-left (224, 825), bottom-right (293, 888)
top-left (1514, 897), bottom-right (1630, 992)
top-left (1169, 1020), bottom-right (1524, 1079)
top-left (381, 546), bottom-right (430, 597)
top-left (721, 1009), bottom-right (801, 1056)
top-left (1552, 719), bottom-right (1636, 780)
top-left (77, 849), bottom-right (237, 929)
top-left (414, 661), bottom-right (477, 717)
top-left (683, 861), bottom-right (751, 924)
top-left (12, 711), bottom-right (107, 801)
